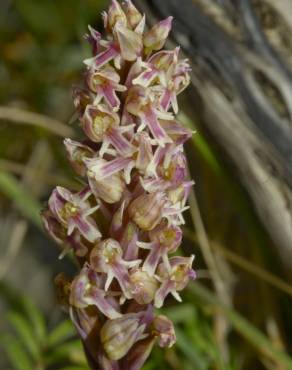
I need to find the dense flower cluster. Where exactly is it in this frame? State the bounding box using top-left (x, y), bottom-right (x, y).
top-left (43, 1), bottom-right (196, 369)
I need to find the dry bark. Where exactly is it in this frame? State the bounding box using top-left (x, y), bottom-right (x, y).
top-left (134, 0), bottom-right (292, 270)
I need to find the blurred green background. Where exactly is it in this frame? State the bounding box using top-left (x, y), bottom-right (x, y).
top-left (1, 1), bottom-right (292, 369)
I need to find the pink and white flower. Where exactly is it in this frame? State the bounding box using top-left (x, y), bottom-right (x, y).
top-left (48, 186), bottom-right (101, 243)
top-left (86, 65), bottom-right (127, 111)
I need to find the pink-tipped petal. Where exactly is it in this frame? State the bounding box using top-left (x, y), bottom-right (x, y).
top-left (142, 243), bottom-right (163, 276)
top-left (154, 280), bottom-right (175, 308)
top-left (141, 107), bottom-right (171, 147)
top-left (85, 25), bottom-right (101, 55)
top-left (84, 44), bottom-right (120, 70)
top-left (107, 127), bottom-right (136, 157)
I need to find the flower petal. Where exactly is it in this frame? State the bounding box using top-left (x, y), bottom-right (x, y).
top-left (115, 22), bottom-right (143, 61)
top-left (140, 106), bottom-right (171, 147)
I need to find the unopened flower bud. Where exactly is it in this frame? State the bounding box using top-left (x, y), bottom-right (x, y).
top-left (152, 315), bottom-right (176, 348)
top-left (143, 17), bottom-right (173, 53)
top-left (128, 192), bottom-right (165, 231)
top-left (100, 313), bottom-right (146, 360)
top-left (123, 0), bottom-right (143, 29)
top-left (130, 268), bottom-right (158, 304)
top-left (106, 0), bottom-right (127, 31)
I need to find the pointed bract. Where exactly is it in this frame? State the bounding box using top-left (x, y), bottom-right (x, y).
top-left (143, 17), bottom-right (173, 53)
top-left (123, 0), bottom-right (143, 29)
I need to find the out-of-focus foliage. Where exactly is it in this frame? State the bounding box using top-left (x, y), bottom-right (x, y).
top-left (1, 0), bottom-right (103, 112)
top-left (1, 285), bottom-right (87, 370)
top-left (1, 1), bottom-right (292, 370)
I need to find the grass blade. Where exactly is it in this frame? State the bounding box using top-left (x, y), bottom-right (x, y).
top-left (7, 312), bottom-right (40, 360)
top-left (0, 171), bottom-right (41, 227)
top-left (47, 319), bottom-right (75, 347)
top-left (189, 282), bottom-right (292, 369)
top-left (1, 336), bottom-right (34, 370)
top-left (20, 297), bottom-right (47, 343)
top-left (45, 339), bottom-right (86, 366)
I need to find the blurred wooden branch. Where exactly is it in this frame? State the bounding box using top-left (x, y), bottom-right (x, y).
top-left (0, 106), bottom-right (74, 137)
top-left (134, 0), bottom-right (292, 272)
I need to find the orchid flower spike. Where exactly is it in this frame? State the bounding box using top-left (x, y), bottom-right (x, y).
top-left (43, 1), bottom-right (195, 369)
